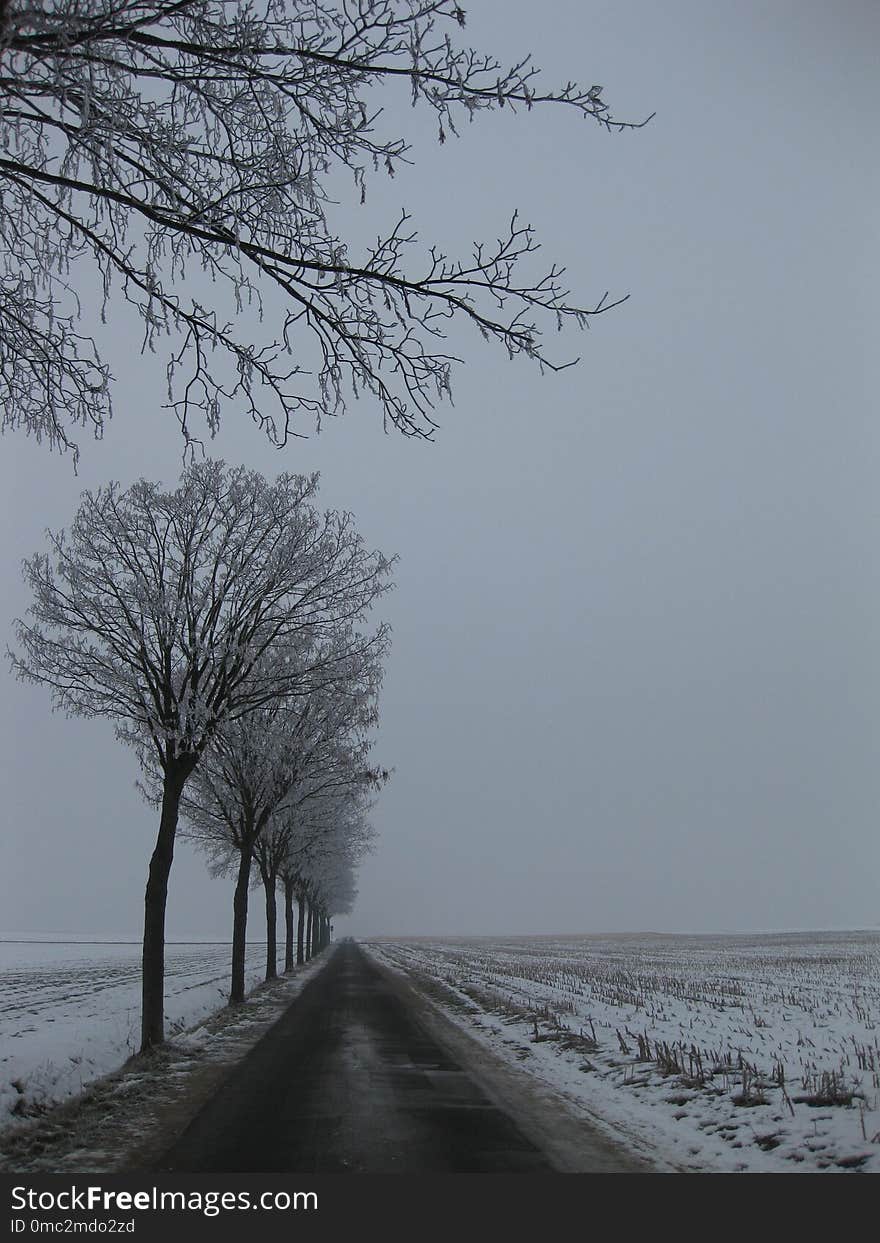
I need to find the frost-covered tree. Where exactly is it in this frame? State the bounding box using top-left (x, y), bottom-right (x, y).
top-left (275, 776), bottom-right (377, 966)
top-left (179, 636), bottom-right (385, 999)
top-left (0, 0), bottom-right (649, 461)
top-left (9, 460), bottom-right (393, 1047)
top-left (319, 858), bottom-right (359, 941)
top-left (281, 788), bottom-right (374, 959)
top-left (302, 835), bottom-right (362, 953)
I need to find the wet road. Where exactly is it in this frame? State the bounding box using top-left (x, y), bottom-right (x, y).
top-left (158, 941), bottom-right (557, 1173)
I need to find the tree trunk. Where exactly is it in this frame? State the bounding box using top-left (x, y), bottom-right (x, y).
top-left (296, 894), bottom-right (306, 966)
top-left (305, 903), bottom-right (313, 962)
top-left (264, 871), bottom-right (277, 981)
top-left (141, 758), bottom-right (192, 1051)
top-left (283, 878), bottom-right (295, 972)
top-left (230, 846), bottom-right (253, 1005)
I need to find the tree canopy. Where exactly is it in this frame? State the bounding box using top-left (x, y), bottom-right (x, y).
top-left (0, 0), bottom-right (649, 460)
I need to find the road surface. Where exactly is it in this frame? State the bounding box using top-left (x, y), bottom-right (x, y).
top-left (158, 941), bottom-right (637, 1173)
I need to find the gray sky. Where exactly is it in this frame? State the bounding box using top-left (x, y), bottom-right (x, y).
top-left (1, 0), bottom-right (878, 940)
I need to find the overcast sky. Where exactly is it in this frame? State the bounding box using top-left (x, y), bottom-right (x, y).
top-left (1, 0), bottom-right (878, 941)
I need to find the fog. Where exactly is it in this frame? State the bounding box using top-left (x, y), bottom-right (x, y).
top-left (1, 0), bottom-right (878, 941)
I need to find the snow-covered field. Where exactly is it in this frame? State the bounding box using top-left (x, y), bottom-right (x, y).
top-left (0, 939), bottom-right (266, 1128)
top-left (367, 931), bottom-right (880, 1173)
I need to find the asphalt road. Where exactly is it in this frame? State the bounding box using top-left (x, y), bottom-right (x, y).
top-left (157, 940), bottom-right (560, 1173)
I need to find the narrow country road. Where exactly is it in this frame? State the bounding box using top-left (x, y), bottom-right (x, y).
top-left (157, 941), bottom-right (633, 1173)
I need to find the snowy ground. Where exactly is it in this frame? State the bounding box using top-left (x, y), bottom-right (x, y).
top-left (365, 931), bottom-right (880, 1173)
top-left (0, 939), bottom-right (266, 1128)
top-left (0, 954), bottom-right (330, 1173)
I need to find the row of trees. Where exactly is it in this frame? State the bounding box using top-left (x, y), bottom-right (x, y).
top-left (3, 0), bottom-right (642, 1056)
top-left (10, 460), bottom-right (393, 1049)
top-left (173, 641), bottom-right (388, 1002)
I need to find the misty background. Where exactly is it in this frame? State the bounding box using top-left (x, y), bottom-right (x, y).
top-left (1, 0), bottom-right (877, 940)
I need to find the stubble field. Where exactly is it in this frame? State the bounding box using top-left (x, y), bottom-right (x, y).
top-left (367, 929), bottom-right (880, 1173)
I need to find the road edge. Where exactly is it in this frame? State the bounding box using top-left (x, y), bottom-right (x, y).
top-left (359, 942), bottom-right (669, 1174)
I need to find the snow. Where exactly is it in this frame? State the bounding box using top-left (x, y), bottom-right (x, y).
top-left (364, 930), bottom-right (880, 1173)
top-left (1, 951), bottom-right (332, 1174)
top-left (0, 939), bottom-right (267, 1128)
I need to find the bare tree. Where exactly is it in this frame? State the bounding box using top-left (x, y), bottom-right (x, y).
top-left (281, 788), bottom-right (374, 959)
top-left (302, 830), bottom-right (364, 953)
top-left (0, 0), bottom-right (650, 461)
top-left (180, 636), bottom-right (385, 1000)
top-left (274, 776), bottom-right (378, 966)
top-left (9, 459), bottom-right (393, 1048)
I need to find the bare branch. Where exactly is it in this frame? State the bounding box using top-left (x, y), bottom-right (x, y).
top-left (1, 0), bottom-right (646, 457)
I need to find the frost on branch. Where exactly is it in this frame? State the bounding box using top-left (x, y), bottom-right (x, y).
top-left (0, 0), bottom-right (649, 458)
top-left (8, 457), bottom-right (394, 1047)
top-left (9, 459), bottom-right (394, 772)
top-left (178, 636), bottom-right (386, 863)
top-left (173, 639), bottom-right (387, 995)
